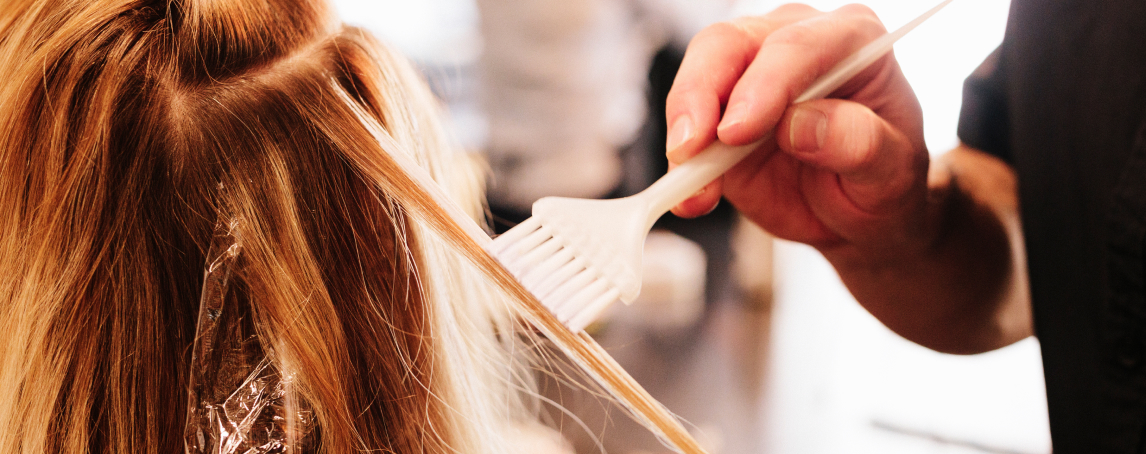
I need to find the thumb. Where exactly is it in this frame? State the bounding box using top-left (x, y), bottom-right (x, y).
top-left (776, 99), bottom-right (925, 214)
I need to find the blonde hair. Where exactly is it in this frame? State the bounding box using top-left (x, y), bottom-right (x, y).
top-left (0, 0), bottom-right (705, 452)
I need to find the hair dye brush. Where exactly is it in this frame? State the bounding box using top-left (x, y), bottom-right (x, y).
top-left (487, 0), bottom-right (955, 332)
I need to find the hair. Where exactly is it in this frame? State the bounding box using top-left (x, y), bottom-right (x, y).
top-left (0, 0), bottom-right (705, 453)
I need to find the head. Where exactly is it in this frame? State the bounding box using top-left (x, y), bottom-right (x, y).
top-left (0, 0), bottom-right (530, 452)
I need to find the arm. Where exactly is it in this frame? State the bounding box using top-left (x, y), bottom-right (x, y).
top-left (665, 5), bottom-right (1031, 354)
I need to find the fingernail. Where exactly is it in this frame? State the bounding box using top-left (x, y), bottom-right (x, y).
top-left (789, 106), bottom-right (827, 153)
top-left (692, 186), bottom-right (721, 217)
top-left (718, 102), bottom-right (748, 133)
top-left (666, 115), bottom-right (694, 160)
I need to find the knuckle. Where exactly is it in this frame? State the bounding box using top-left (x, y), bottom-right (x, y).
top-left (761, 4), bottom-right (886, 48)
top-left (773, 3), bottom-right (819, 16)
top-left (763, 20), bottom-right (818, 46)
top-left (837, 4), bottom-right (888, 37)
top-left (665, 76), bottom-right (705, 104)
top-left (838, 3), bottom-right (878, 20)
top-left (693, 21), bottom-right (729, 40)
top-left (695, 20), bottom-right (755, 44)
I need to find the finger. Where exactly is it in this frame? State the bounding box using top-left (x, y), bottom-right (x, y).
top-left (776, 98), bottom-right (924, 215)
top-left (667, 162), bottom-right (724, 218)
top-left (717, 4), bottom-right (887, 146)
top-left (665, 5), bottom-right (821, 165)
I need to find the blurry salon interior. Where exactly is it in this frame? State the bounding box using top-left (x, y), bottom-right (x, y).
top-left (332, 0), bottom-right (1046, 453)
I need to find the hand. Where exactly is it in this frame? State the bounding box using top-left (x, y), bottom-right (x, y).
top-left (665, 4), bottom-right (930, 262)
top-left (665, 5), bottom-right (1033, 353)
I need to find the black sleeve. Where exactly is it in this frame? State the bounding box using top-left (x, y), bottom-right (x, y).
top-left (957, 46), bottom-right (1013, 163)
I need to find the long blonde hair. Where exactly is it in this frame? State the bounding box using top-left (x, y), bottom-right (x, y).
top-left (0, 0), bottom-right (706, 452)
top-left (0, 0), bottom-right (533, 451)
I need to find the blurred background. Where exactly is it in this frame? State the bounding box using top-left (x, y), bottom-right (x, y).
top-left (330, 0), bottom-right (1049, 453)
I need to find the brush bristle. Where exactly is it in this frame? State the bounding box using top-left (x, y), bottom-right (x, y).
top-left (489, 220), bottom-right (621, 332)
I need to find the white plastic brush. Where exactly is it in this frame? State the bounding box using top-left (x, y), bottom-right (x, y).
top-left (487, 0), bottom-right (955, 332)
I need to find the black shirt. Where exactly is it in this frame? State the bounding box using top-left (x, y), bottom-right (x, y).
top-left (957, 0), bottom-right (1146, 452)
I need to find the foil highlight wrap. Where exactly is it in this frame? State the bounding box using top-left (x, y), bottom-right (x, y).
top-left (184, 219), bottom-right (315, 454)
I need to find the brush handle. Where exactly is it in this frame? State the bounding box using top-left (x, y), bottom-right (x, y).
top-left (641, 133), bottom-right (768, 220)
top-left (638, 0), bottom-right (954, 225)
